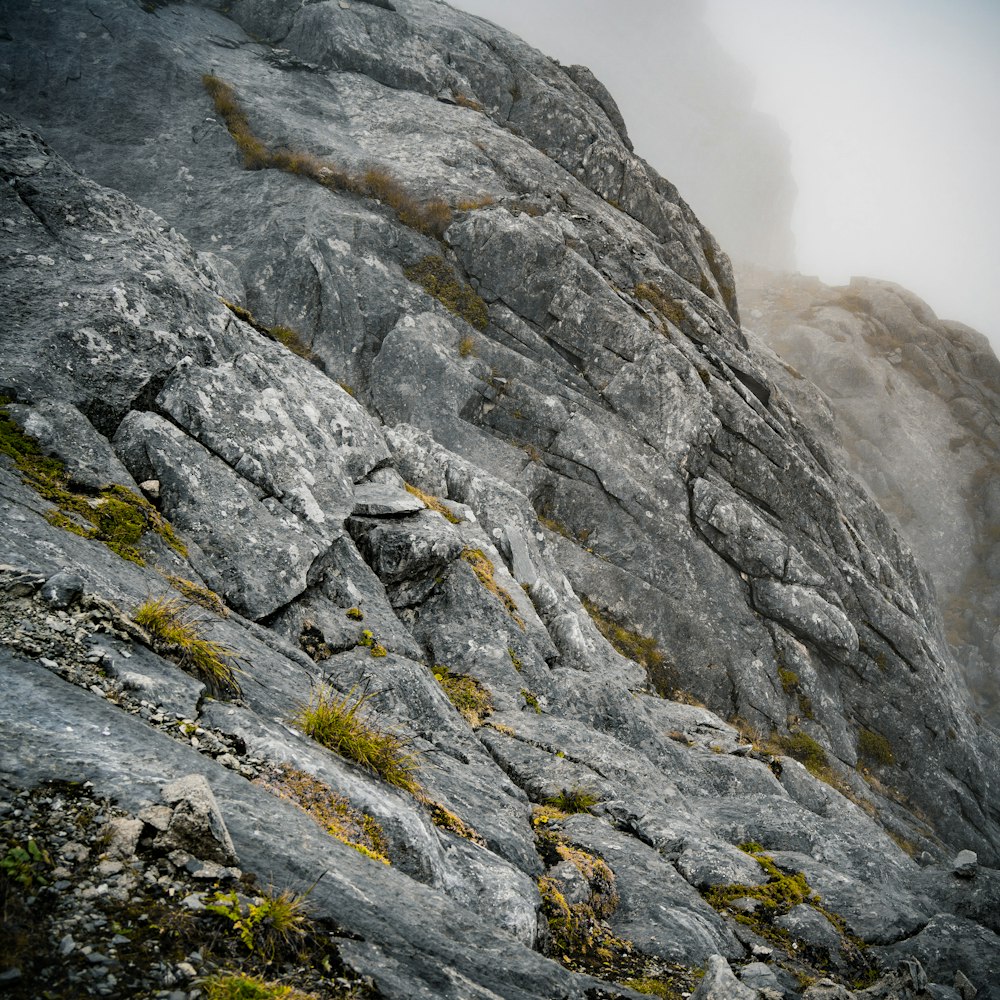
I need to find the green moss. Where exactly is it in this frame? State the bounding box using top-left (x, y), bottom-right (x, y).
top-left (774, 731), bottom-right (828, 777)
top-left (581, 597), bottom-right (664, 673)
top-left (461, 548), bottom-right (525, 628)
top-left (778, 667), bottom-right (800, 695)
top-left (254, 765), bottom-right (390, 865)
top-left (857, 728), bottom-right (895, 767)
top-left (202, 973), bottom-right (313, 1000)
top-left (222, 301), bottom-right (317, 363)
top-left (431, 666), bottom-right (494, 727)
top-left (1, 400), bottom-right (187, 565)
top-left (634, 283), bottom-right (686, 331)
top-left (356, 629), bottom-right (388, 658)
top-left (507, 646), bottom-right (523, 672)
top-left (520, 689), bottom-right (542, 713)
top-left (345, 607), bottom-right (364, 621)
top-left (403, 256), bottom-right (489, 330)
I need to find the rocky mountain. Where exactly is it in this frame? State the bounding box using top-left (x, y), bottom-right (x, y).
top-left (738, 265), bottom-right (1000, 723)
top-left (0, 1), bottom-right (998, 998)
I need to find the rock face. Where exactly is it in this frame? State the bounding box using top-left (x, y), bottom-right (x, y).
top-left (738, 264), bottom-right (1000, 722)
top-left (0, 2), bottom-right (997, 998)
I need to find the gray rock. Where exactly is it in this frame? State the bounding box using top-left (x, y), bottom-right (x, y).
top-left (158, 774), bottom-right (238, 866)
top-left (97, 640), bottom-right (205, 720)
top-left (39, 570), bottom-right (85, 609)
top-left (691, 955), bottom-right (759, 1000)
top-left (952, 850), bottom-right (978, 879)
top-left (774, 903), bottom-right (843, 955)
top-left (352, 483), bottom-right (426, 518)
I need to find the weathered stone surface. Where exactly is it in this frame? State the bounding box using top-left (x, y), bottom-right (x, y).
top-left (0, 2), bottom-right (997, 996)
top-left (39, 570), bottom-right (85, 610)
top-left (690, 955), bottom-right (758, 1000)
top-left (158, 773), bottom-right (239, 866)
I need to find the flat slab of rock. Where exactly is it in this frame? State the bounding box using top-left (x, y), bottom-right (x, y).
top-left (352, 483), bottom-right (426, 517)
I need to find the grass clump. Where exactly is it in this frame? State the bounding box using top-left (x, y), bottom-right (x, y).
top-left (132, 597), bottom-right (242, 696)
top-left (404, 482), bottom-right (463, 524)
top-left (222, 301), bottom-right (316, 363)
top-left (254, 765), bottom-right (390, 865)
top-left (295, 685), bottom-right (420, 794)
top-left (634, 283), bottom-right (686, 331)
top-left (544, 787), bottom-right (600, 815)
top-left (581, 597), bottom-right (664, 673)
top-left (455, 194), bottom-right (495, 211)
top-left (461, 547), bottom-right (525, 628)
top-left (772, 731), bottom-right (829, 777)
top-left (404, 255), bottom-right (489, 330)
top-left (202, 973), bottom-right (316, 1000)
top-left (857, 728), bottom-right (895, 767)
top-left (1, 399), bottom-right (187, 565)
top-left (778, 667), bottom-right (800, 695)
top-left (431, 666), bottom-right (494, 727)
top-left (167, 575), bottom-right (229, 617)
top-left (458, 334), bottom-right (476, 357)
top-left (203, 75), bottom-right (452, 239)
top-left (520, 688), bottom-right (542, 713)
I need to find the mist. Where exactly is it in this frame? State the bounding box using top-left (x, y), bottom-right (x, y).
top-left (452, 0), bottom-right (1000, 352)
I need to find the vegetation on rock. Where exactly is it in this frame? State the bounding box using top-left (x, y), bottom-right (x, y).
top-left (295, 686), bottom-right (421, 794)
top-left (461, 548), bottom-right (525, 627)
top-left (404, 482), bottom-right (463, 524)
top-left (1, 399), bottom-right (187, 566)
top-left (403, 255), bottom-right (489, 330)
top-left (132, 596), bottom-right (242, 696)
top-left (431, 665), bottom-right (494, 727)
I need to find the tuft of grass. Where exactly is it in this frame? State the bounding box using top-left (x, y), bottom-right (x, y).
top-left (203, 75), bottom-right (453, 239)
top-left (458, 334), bottom-right (476, 357)
top-left (167, 575), bottom-right (229, 617)
top-left (451, 91), bottom-right (484, 112)
top-left (222, 301), bottom-right (317, 363)
top-left (778, 667), bottom-right (800, 695)
top-left (507, 646), bottom-right (523, 672)
top-left (857, 728), bottom-right (895, 767)
top-left (295, 685), bottom-right (420, 794)
top-left (520, 688), bottom-right (542, 713)
top-left (544, 787), bottom-right (600, 814)
top-left (461, 548), bottom-right (525, 628)
top-left (404, 482), bottom-right (463, 524)
top-left (455, 194), bottom-right (495, 211)
top-left (431, 666), bottom-right (494, 727)
top-left (254, 765), bottom-right (390, 864)
top-left (581, 597), bottom-right (664, 673)
top-left (771, 731), bottom-right (829, 777)
top-left (404, 255), bottom-right (489, 330)
top-left (1, 399), bottom-right (187, 566)
top-left (132, 597), bottom-right (242, 696)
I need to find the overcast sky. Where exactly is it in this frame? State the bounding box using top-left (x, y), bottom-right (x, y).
top-left (453, 0), bottom-right (1000, 352)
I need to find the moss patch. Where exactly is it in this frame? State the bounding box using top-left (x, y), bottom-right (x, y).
top-left (461, 548), bottom-right (525, 628)
top-left (857, 728), bottom-right (895, 767)
top-left (222, 301), bottom-right (317, 363)
top-left (254, 765), bottom-right (390, 865)
top-left (634, 283), bottom-right (686, 331)
top-left (419, 798), bottom-right (486, 846)
top-left (403, 255), bottom-right (489, 330)
top-left (431, 665), bottom-right (494, 727)
top-left (1, 400), bottom-right (187, 565)
top-left (404, 482), bottom-right (463, 524)
top-left (581, 597), bottom-right (664, 674)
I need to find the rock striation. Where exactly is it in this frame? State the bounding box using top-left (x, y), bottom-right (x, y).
top-left (0, 1), bottom-right (998, 997)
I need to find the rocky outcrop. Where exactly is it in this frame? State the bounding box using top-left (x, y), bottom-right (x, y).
top-left (0, 2), bottom-right (998, 997)
top-left (738, 264), bottom-right (1000, 722)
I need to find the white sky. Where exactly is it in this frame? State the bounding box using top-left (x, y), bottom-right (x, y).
top-left (452, 0), bottom-right (1000, 351)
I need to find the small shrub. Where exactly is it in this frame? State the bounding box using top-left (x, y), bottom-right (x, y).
top-left (404, 482), bottom-right (463, 524)
top-left (132, 597), bottom-right (242, 696)
top-left (295, 685), bottom-right (420, 794)
top-left (404, 255), bottom-right (489, 331)
top-left (1, 839), bottom-right (50, 890)
top-left (205, 886), bottom-right (311, 962)
top-left (858, 728), bottom-right (895, 767)
top-left (544, 787), bottom-right (599, 814)
top-left (462, 548), bottom-right (525, 628)
top-left (431, 666), bottom-right (494, 727)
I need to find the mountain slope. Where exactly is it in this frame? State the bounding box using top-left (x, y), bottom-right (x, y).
top-left (0, 2), bottom-right (998, 997)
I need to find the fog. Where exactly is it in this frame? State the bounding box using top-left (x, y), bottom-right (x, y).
top-left (452, 0), bottom-right (1000, 352)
